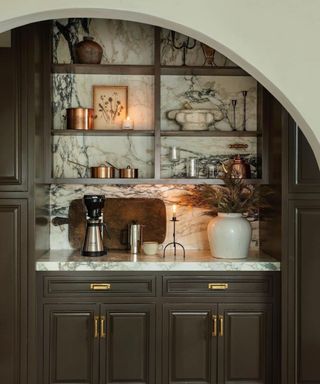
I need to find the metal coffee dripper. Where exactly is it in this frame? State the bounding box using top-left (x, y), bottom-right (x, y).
top-left (82, 195), bottom-right (107, 257)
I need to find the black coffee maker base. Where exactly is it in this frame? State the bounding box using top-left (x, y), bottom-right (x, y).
top-left (81, 249), bottom-right (107, 257)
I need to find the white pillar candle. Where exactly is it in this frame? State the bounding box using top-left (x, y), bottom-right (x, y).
top-left (122, 116), bottom-right (134, 130)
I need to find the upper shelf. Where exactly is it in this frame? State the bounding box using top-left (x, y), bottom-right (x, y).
top-left (160, 66), bottom-right (249, 76)
top-left (51, 129), bottom-right (258, 137)
top-left (51, 129), bottom-right (154, 136)
top-left (51, 64), bottom-right (249, 77)
top-left (52, 64), bottom-right (155, 75)
top-left (49, 178), bottom-right (262, 185)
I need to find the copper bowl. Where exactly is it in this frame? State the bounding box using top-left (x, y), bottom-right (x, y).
top-left (91, 165), bottom-right (115, 178)
top-left (66, 108), bottom-right (94, 130)
top-left (119, 166), bottom-right (138, 178)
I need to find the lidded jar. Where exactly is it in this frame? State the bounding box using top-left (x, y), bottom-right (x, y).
top-left (75, 36), bottom-right (103, 64)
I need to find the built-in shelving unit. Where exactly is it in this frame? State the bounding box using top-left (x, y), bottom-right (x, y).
top-left (49, 22), bottom-right (265, 185)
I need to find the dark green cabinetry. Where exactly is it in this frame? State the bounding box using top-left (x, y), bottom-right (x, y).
top-left (0, 200), bottom-right (28, 383)
top-left (283, 121), bottom-right (320, 383)
top-left (38, 272), bottom-right (279, 384)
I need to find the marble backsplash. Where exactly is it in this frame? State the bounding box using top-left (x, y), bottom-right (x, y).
top-left (49, 184), bottom-right (259, 252)
top-left (160, 28), bottom-right (236, 67)
top-left (161, 75), bottom-right (257, 131)
top-left (53, 135), bottom-right (154, 178)
top-left (52, 19), bottom-right (234, 68)
top-left (161, 137), bottom-right (257, 178)
top-left (53, 74), bottom-right (154, 130)
top-left (53, 19), bottom-right (154, 65)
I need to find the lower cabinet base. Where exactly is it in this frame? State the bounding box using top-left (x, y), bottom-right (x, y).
top-left (37, 271), bottom-right (279, 384)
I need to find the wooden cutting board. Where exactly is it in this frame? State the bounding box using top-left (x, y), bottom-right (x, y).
top-left (68, 198), bottom-right (167, 250)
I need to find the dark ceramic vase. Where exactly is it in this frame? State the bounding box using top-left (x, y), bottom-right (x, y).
top-left (75, 36), bottom-right (103, 64)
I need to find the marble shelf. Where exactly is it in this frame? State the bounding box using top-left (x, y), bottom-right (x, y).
top-left (36, 250), bottom-right (280, 272)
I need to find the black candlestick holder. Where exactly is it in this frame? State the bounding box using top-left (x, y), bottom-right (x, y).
top-left (163, 217), bottom-right (186, 259)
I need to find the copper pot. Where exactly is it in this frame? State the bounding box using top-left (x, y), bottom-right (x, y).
top-left (119, 166), bottom-right (138, 178)
top-left (66, 108), bottom-right (94, 130)
top-left (91, 165), bottom-right (115, 178)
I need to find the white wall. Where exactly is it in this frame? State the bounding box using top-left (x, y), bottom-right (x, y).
top-left (1, 0), bottom-right (319, 165)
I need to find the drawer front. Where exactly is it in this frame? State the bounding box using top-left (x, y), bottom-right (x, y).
top-left (44, 276), bottom-right (156, 297)
top-left (163, 275), bottom-right (273, 297)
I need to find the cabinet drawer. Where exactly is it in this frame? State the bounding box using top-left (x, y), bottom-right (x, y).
top-left (163, 275), bottom-right (273, 297)
top-left (43, 275), bottom-right (156, 297)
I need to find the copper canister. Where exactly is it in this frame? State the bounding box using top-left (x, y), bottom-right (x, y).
top-left (119, 166), bottom-right (138, 178)
top-left (66, 108), bottom-right (94, 130)
top-left (91, 165), bottom-right (115, 178)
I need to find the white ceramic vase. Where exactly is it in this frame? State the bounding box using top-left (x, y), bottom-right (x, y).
top-left (207, 213), bottom-right (252, 259)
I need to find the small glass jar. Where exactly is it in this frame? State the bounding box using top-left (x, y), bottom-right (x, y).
top-left (207, 163), bottom-right (217, 178)
top-left (186, 157), bottom-right (199, 178)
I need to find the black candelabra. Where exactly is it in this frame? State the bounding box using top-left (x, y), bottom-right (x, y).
top-left (171, 31), bottom-right (196, 66)
top-left (163, 217), bottom-right (185, 259)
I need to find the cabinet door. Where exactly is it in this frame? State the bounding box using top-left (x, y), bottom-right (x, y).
top-left (163, 303), bottom-right (217, 384)
top-left (288, 201), bottom-right (320, 383)
top-left (0, 35), bottom-right (27, 191)
top-left (288, 124), bottom-right (320, 193)
top-left (101, 304), bottom-right (156, 384)
top-left (218, 303), bottom-right (272, 384)
top-left (0, 200), bottom-right (27, 383)
top-left (43, 304), bottom-right (100, 384)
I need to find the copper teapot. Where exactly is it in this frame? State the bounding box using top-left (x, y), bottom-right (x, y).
top-left (222, 155), bottom-right (251, 179)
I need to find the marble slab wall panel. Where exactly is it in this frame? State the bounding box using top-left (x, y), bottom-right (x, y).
top-left (49, 184), bottom-right (259, 252)
top-left (53, 74), bottom-right (154, 130)
top-left (52, 136), bottom-right (154, 178)
top-left (161, 136), bottom-right (257, 178)
top-left (53, 19), bottom-right (154, 65)
top-left (161, 75), bottom-right (257, 132)
top-left (161, 28), bottom-right (236, 67)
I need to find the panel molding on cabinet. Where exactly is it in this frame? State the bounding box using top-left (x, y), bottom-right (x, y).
top-left (43, 303), bottom-right (100, 384)
top-left (289, 124), bottom-right (320, 193)
top-left (218, 303), bottom-right (272, 384)
top-left (0, 34), bottom-right (27, 191)
top-left (0, 200), bottom-right (27, 384)
top-left (163, 303), bottom-right (217, 384)
top-left (101, 303), bottom-right (156, 384)
top-left (288, 201), bottom-right (320, 383)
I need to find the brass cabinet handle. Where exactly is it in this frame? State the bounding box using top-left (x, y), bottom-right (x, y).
top-left (219, 315), bottom-right (224, 336)
top-left (94, 316), bottom-right (99, 338)
top-left (212, 315), bottom-right (217, 337)
top-left (90, 283), bottom-right (111, 290)
top-left (100, 316), bottom-right (106, 338)
top-left (208, 283), bottom-right (228, 290)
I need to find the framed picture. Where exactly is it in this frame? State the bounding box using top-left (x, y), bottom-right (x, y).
top-left (93, 85), bottom-right (128, 129)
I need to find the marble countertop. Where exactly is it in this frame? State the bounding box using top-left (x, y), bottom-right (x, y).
top-left (36, 249), bottom-right (280, 272)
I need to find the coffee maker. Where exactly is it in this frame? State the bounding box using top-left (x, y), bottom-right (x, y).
top-left (82, 195), bottom-right (107, 257)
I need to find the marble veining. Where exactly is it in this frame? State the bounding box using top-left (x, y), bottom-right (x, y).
top-left (161, 76), bottom-right (257, 132)
top-left (53, 19), bottom-right (154, 65)
top-left (160, 28), bottom-right (236, 67)
top-left (53, 74), bottom-right (154, 130)
top-left (52, 136), bottom-right (154, 178)
top-left (49, 184), bottom-right (260, 252)
top-left (161, 136), bottom-right (257, 178)
top-left (36, 250), bottom-right (280, 271)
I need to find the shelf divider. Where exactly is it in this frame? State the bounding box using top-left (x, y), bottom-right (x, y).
top-left (52, 64), bottom-right (155, 75)
top-left (51, 129), bottom-right (155, 136)
top-left (49, 178), bottom-right (261, 185)
top-left (161, 130), bottom-right (259, 137)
